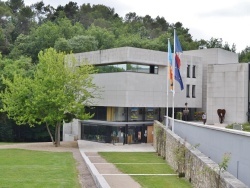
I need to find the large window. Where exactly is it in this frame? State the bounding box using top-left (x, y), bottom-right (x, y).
top-left (186, 84), bottom-right (190, 98)
top-left (192, 85), bottom-right (196, 98)
top-left (96, 63), bottom-right (158, 74)
top-left (192, 65), bottom-right (196, 78)
top-left (187, 65), bottom-right (190, 78)
top-left (145, 108), bottom-right (158, 121)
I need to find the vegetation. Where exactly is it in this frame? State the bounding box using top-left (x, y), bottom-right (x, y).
top-left (0, 0), bottom-right (249, 142)
top-left (173, 140), bottom-right (187, 177)
top-left (204, 152), bottom-right (231, 188)
top-left (0, 48), bottom-right (98, 146)
top-left (194, 111), bottom-right (204, 121)
top-left (155, 125), bottom-right (166, 158)
top-left (0, 149), bottom-right (80, 188)
top-left (0, 0), bottom-right (242, 61)
top-left (176, 112), bottom-right (183, 120)
top-left (226, 122), bottom-right (250, 132)
top-left (99, 152), bottom-right (192, 188)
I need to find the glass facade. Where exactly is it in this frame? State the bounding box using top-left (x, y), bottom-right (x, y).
top-left (96, 63), bottom-right (158, 74)
top-left (81, 123), bottom-right (152, 144)
top-left (81, 107), bottom-right (165, 144)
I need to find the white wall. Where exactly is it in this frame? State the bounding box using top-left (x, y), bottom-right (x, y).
top-left (76, 47), bottom-right (203, 108)
top-left (207, 63), bottom-right (248, 124)
top-left (172, 119), bottom-right (250, 187)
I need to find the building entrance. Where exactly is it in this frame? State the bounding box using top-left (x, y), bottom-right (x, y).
top-left (81, 120), bottom-right (153, 144)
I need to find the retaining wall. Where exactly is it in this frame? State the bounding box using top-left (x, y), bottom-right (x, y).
top-left (153, 121), bottom-right (247, 188)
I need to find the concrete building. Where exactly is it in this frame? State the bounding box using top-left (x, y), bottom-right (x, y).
top-left (63, 47), bottom-right (247, 143)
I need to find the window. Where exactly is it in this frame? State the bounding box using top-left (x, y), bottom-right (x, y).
top-left (186, 84), bottom-right (190, 98)
top-left (187, 65), bottom-right (190, 78)
top-left (95, 63), bottom-right (158, 74)
top-left (192, 65), bottom-right (196, 78)
top-left (192, 85), bottom-right (196, 98)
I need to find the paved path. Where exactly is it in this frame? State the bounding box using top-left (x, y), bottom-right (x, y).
top-left (78, 140), bottom-right (155, 188)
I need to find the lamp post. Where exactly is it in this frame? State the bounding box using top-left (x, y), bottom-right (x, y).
top-left (183, 103), bottom-right (189, 121)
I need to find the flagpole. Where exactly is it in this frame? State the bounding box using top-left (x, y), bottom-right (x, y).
top-left (172, 29), bottom-right (176, 133)
top-left (166, 38), bottom-right (170, 128)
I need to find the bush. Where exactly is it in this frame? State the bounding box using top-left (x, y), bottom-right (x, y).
top-left (176, 112), bottom-right (183, 120)
top-left (226, 122), bottom-right (250, 132)
top-left (194, 111), bottom-right (204, 121)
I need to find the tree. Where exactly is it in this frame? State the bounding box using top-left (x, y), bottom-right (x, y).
top-left (0, 54), bottom-right (35, 142)
top-left (239, 46), bottom-right (250, 63)
top-left (54, 37), bottom-right (71, 53)
top-left (86, 25), bottom-right (115, 49)
top-left (1, 48), bottom-right (98, 146)
top-left (68, 35), bottom-right (98, 53)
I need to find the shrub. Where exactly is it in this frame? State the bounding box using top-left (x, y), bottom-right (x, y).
top-left (177, 112), bottom-right (183, 120)
top-left (194, 111), bottom-right (204, 121)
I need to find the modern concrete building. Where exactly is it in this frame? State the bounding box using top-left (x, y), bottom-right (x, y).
top-left (63, 47), bottom-right (247, 143)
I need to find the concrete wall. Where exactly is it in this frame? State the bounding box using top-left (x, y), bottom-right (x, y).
top-left (207, 63), bottom-right (248, 124)
top-left (171, 119), bottom-right (250, 187)
top-left (184, 48), bottom-right (238, 65)
top-left (184, 48), bottom-right (239, 113)
top-left (154, 121), bottom-right (247, 188)
top-left (76, 47), bottom-right (202, 108)
top-left (63, 119), bottom-right (81, 141)
top-left (74, 47), bottom-right (168, 66)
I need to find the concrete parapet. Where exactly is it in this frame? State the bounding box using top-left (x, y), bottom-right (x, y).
top-left (153, 121), bottom-right (248, 188)
top-left (80, 152), bottom-right (110, 188)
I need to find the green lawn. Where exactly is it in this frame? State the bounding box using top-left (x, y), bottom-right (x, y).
top-left (0, 149), bottom-right (80, 188)
top-left (99, 152), bottom-right (192, 188)
top-left (226, 122), bottom-right (250, 132)
top-left (0, 142), bottom-right (14, 145)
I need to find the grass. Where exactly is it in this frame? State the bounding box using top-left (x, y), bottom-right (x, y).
top-left (0, 142), bottom-right (15, 145)
top-left (0, 149), bottom-right (80, 188)
top-left (99, 152), bottom-right (192, 188)
top-left (226, 122), bottom-right (250, 132)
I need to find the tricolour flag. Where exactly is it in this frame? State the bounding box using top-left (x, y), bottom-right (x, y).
top-left (168, 40), bottom-right (174, 91)
top-left (174, 31), bottom-right (184, 90)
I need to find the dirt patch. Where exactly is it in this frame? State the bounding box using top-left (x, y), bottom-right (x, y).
top-left (0, 141), bottom-right (96, 188)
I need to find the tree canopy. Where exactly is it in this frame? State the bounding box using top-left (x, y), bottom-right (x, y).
top-left (0, 48), bottom-right (98, 146)
top-left (0, 0), bottom-right (245, 62)
top-left (0, 0), bottom-right (250, 142)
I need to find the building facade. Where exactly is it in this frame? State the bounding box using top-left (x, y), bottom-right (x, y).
top-left (63, 47), bottom-right (246, 143)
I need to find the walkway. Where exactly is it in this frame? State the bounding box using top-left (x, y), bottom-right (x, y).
top-left (78, 140), bottom-right (155, 188)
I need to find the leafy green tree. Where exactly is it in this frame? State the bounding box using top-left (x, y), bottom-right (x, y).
top-left (0, 54), bottom-right (35, 141)
top-left (115, 34), bottom-right (143, 48)
top-left (10, 18), bottom-right (85, 61)
top-left (0, 1), bottom-right (14, 54)
top-left (86, 25), bottom-right (115, 49)
top-left (8, 33), bottom-right (33, 59)
top-left (239, 46), bottom-right (250, 63)
top-left (1, 48), bottom-right (98, 146)
top-left (68, 35), bottom-right (98, 53)
top-left (206, 37), bottom-right (223, 48)
top-left (54, 37), bottom-right (71, 53)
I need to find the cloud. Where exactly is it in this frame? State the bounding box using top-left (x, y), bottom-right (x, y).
top-left (199, 1), bottom-right (250, 17)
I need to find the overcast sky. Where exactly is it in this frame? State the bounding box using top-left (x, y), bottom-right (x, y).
top-left (22, 0), bottom-right (250, 53)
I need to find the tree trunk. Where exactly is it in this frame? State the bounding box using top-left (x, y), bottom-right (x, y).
top-left (57, 122), bottom-right (61, 146)
top-left (54, 122), bottom-right (61, 147)
top-left (55, 123), bottom-right (58, 147)
top-left (46, 123), bottom-right (55, 145)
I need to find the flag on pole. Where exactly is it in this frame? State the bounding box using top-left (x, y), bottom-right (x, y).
top-left (168, 40), bottom-right (174, 91)
top-left (174, 32), bottom-right (184, 90)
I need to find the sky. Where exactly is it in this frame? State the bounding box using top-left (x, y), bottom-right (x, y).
top-left (22, 0), bottom-right (250, 53)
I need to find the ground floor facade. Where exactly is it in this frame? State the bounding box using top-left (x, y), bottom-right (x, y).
top-left (63, 106), bottom-right (200, 144)
top-left (81, 121), bottom-right (153, 144)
